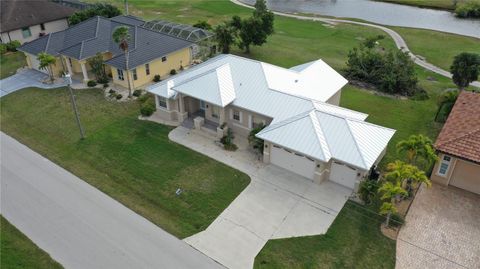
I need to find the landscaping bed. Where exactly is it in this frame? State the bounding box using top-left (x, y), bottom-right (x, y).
top-left (1, 216), bottom-right (63, 269)
top-left (0, 88), bottom-right (250, 238)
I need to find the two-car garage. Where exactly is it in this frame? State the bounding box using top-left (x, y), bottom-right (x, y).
top-left (269, 144), bottom-right (359, 189)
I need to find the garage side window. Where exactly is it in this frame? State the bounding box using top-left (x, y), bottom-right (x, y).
top-left (437, 155), bottom-right (451, 177)
top-left (157, 96), bottom-right (167, 109)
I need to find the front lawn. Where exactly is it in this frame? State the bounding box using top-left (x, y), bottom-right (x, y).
top-left (254, 202), bottom-right (396, 269)
top-left (1, 216), bottom-right (64, 269)
top-left (0, 88), bottom-right (250, 238)
top-left (0, 51), bottom-right (26, 79)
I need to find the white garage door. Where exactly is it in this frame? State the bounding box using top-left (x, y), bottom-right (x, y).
top-left (29, 54), bottom-right (48, 74)
top-left (329, 161), bottom-right (357, 189)
top-left (270, 145), bottom-right (316, 180)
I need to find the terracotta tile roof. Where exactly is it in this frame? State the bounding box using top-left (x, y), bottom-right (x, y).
top-left (434, 91), bottom-right (480, 163)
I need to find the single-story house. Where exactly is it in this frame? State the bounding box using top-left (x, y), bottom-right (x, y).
top-left (18, 15), bottom-right (194, 89)
top-left (147, 54), bottom-right (396, 191)
top-left (1, 0), bottom-right (76, 44)
top-left (431, 91), bottom-right (480, 195)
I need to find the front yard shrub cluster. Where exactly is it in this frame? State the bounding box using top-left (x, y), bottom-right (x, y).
top-left (358, 179), bottom-right (380, 205)
top-left (1, 40), bottom-right (21, 55)
top-left (344, 44), bottom-right (419, 96)
top-left (455, 1), bottom-right (480, 18)
top-left (87, 80), bottom-right (97, 87)
top-left (248, 124), bottom-right (266, 155)
top-left (139, 93), bottom-right (156, 116)
top-left (0, 44), bottom-right (7, 55)
top-left (153, 74), bottom-right (161, 82)
top-left (170, 69), bottom-right (177, 75)
top-left (133, 89), bottom-right (143, 97)
top-left (221, 128), bottom-right (238, 151)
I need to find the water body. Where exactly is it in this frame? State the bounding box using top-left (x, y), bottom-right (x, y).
top-left (240, 0), bottom-right (480, 38)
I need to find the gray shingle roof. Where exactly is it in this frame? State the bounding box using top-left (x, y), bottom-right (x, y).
top-left (18, 16), bottom-right (193, 70)
top-left (1, 0), bottom-right (76, 33)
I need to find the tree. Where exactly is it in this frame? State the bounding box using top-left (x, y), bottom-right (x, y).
top-left (378, 181), bottom-right (407, 227)
top-left (435, 90), bottom-right (459, 122)
top-left (385, 160), bottom-right (431, 197)
top-left (450, 52), bottom-right (480, 89)
top-left (68, 4), bottom-right (122, 25)
top-left (37, 52), bottom-right (56, 82)
top-left (112, 26), bottom-right (132, 97)
top-left (253, 0), bottom-right (274, 36)
top-left (214, 23), bottom-right (235, 54)
top-left (87, 53), bottom-right (107, 82)
top-left (193, 21), bottom-right (212, 30)
top-left (396, 134), bottom-right (437, 168)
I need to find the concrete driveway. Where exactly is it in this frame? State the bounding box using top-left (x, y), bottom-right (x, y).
top-left (396, 184), bottom-right (480, 269)
top-left (0, 133), bottom-right (223, 269)
top-left (170, 127), bottom-right (352, 269)
top-left (0, 69), bottom-right (67, 97)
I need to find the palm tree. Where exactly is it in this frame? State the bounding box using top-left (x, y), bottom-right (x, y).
top-left (37, 52), bottom-right (56, 82)
top-left (378, 181), bottom-right (407, 227)
top-left (112, 26), bottom-right (132, 97)
top-left (396, 134), bottom-right (437, 168)
top-left (385, 160), bottom-right (431, 197)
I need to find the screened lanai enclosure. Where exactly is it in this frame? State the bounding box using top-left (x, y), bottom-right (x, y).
top-left (143, 20), bottom-right (217, 60)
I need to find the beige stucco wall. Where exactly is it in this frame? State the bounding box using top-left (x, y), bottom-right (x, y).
top-left (26, 53), bottom-right (63, 77)
top-left (326, 90), bottom-right (342, 106)
top-left (1, 19), bottom-right (69, 44)
top-left (110, 47), bottom-right (192, 90)
top-left (431, 153), bottom-right (457, 186)
top-left (431, 153), bottom-right (480, 194)
top-left (224, 105), bottom-right (272, 137)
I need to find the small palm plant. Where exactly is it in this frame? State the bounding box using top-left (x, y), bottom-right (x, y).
top-left (396, 134), bottom-right (437, 168)
top-left (378, 181), bottom-right (407, 227)
top-left (112, 26), bottom-right (132, 97)
top-left (37, 52), bottom-right (56, 82)
top-left (385, 160), bottom-right (431, 197)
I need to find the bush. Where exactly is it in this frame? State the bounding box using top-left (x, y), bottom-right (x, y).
top-left (133, 89), bottom-right (143, 97)
top-left (103, 83), bottom-right (109, 89)
top-left (224, 143), bottom-right (238, 151)
top-left (6, 40), bottom-right (21, 52)
top-left (410, 88), bottom-right (429, 100)
top-left (455, 1), bottom-right (480, 18)
top-left (248, 124), bottom-right (266, 155)
top-left (170, 69), bottom-right (177, 75)
top-left (221, 128), bottom-right (238, 151)
top-left (153, 74), bottom-right (161, 82)
top-left (358, 180), bottom-right (380, 204)
top-left (137, 93), bottom-right (153, 103)
top-left (97, 77), bottom-right (109, 84)
top-left (389, 213), bottom-right (405, 228)
top-left (140, 102), bottom-right (156, 116)
top-left (108, 89), bottom-right (116, 94)
top-left (0, 44), bottom-right (7, 55)
top-left (87, 80), bottom-right (97, 87)
top-left (116, 94), bottom-right (123, 100)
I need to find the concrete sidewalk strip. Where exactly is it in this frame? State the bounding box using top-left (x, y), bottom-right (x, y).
top-left (171, 126), bottom-right (351, 269)
top-left (0, 132), bottom-right (224, 269)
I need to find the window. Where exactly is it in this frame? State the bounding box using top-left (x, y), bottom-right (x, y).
top-left (233, 110), bottom-right (240, 121)
top-left (157, 96), bottom-right (167, 108)
top-left (40, 23), bottom-right (45, 31)
top-left (437, 155), bottom-right (452, 177)
top-left (132, 68), bottom-right (138, 80)
top-left (21, 27), bottom-right (31, 38)
top-left (145, 63), bottom-right (150, 75)
top-left (161, 56), bottom-right (167, 62)
top-left (211, 106), bottom-right (219, 118)
top-left (117, 69), bottom-right (124, 80)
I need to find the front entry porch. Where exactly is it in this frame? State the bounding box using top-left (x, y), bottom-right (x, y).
top-left (180, 96), bottom-right (225, 138)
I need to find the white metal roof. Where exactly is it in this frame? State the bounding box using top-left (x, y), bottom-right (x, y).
top-left (257, 109), bottom-right (395, 170)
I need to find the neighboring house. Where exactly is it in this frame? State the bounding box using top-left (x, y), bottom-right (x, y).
top-left (147, 54), bottom-right (396, 191)
top-left (431, 91), bottom-right (480, 195)
top-left (0, 0), bottom-right (76, 44)
top-left (18, 15), bottom-right (194, 89)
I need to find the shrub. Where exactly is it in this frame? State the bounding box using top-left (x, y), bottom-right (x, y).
top-left (224, 143), bottom-right (238, 151)
top-left (410, 88), bottom-right (429, 100)
top-left (170, 69), bottom-right (177, 75)
top-left (103, 83), bottom-right (109, 89)
top-left (153, 74), bottom-right (161, 82)
top-left (97, 77), bottom-right (109, 84)
top-left (358, 180), bottom-right (380, 204)
top-left (137, 93), bottom-right (153, 103)
top-left (0, 44), bottom-right (7, 55)
top-left (221, 128), bottom-right (238, 151)
top-left (140, 102), bottom-right (156, 116)
top-left (389, 213), bottom-right (405, 228)
top-left (455, 1), bottom-right (480, 18)
top-left (248, 123), bottom-right (266, 154)
top-left (116, 94), bottom-right (123, 100)
top-left (6, 40), bottom-right (21, 52)
top-left (87, 80), bottom-right (97, 87)
top-left (133, 89), bottom-right (142, 97)
top-left (108, 89), bottom-right (116, 94)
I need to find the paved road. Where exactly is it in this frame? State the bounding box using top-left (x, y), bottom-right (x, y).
top-left (0, 132), bottom-right (224, 269)
top-left (232, 0), bottom-right (480, 88)
top-left (0, 69), bottom-right (68, 97)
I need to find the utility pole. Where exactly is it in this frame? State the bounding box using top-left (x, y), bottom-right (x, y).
top-left (124, 0), bottom-right (129, 15)
top-left (64, 74), bottom-right (85, 139)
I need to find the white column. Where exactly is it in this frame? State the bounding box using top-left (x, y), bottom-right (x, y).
top-left (80, 61), bottom-right (89, 82)
top-left (65, 57), bottom-right (73, 75)
top-left (178, 94), bottom-right (185, 113)
top-left (219, 107), bottom-right (226, 124)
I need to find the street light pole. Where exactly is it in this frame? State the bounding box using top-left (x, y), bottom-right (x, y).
top-left (64, 74), bottom-right (85, 139)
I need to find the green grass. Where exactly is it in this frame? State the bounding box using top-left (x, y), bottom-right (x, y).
top-left (0, 88), bottom-right (250, 238)
top-left (376, 0), bottom-right (477, 10)
top-left (1, 216), bottom-right (64, 269)
top-left (0, 51), bottom-right (26, 79)
top-left (254, 202), bottom-right (396, 269)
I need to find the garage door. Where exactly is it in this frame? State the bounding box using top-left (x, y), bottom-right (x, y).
top-left (450, 160), bottom-right (480, 195)
top-left (329, 161), bottom-right (357, 189)
top-left (29, 54), bottom-right (48, 74)
top-left (270, 145), bottom-right (316, 180)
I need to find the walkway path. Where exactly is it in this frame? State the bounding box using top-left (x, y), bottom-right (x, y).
top-left (231, 0), bottom-right (480, 88)
top-left (0, 69), bottom-right (68, 97)
top-left (170, 127), bottom-right (351, 269)
top-left (0, 132), bottom-right (223, 269)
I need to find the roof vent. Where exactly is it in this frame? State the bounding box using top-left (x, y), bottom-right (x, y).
top-left (239, 82), bottom-right (242, 86)
top-left (295, 79), bottom-right (299, 83)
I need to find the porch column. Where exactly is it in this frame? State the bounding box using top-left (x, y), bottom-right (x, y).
top-left (65, 57), bottom-right (73, 75)
top-left (177, 93), bottom-right (188, 122)
top-left (219, 107), bottom-right (226, 124)
top-left (80, 61), bottom-right (89, 82)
